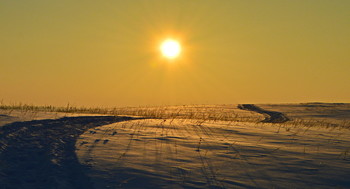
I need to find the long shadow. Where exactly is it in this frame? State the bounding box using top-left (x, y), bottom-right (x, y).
top-left (0, 116), bottom-right (138, 189)
top-left (238, 104), bottom-right (290, 123)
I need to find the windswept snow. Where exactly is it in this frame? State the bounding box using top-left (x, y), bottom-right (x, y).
top-left (76, 119), bottom-right (350, 188)
top-left (0, 116), bottom-right (137, 189)
top-left (259, 103), bottom-right (350, 125)
top-left (0, 103), bottom-right (350, 188)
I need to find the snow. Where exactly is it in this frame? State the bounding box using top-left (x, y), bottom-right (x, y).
top-left (0, 109), bottom-right (110, 127)
top-left (0, 115), bottom-right (136, 189)
top-left (1, 103), bottom-right (350, 188)
top-left (259, 103), bottom-right (350, 125)
top-left (76, 119), bottom-right (350, 188)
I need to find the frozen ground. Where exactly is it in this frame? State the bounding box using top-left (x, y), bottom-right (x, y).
top-left (1, 103), bottom-right (350, 188)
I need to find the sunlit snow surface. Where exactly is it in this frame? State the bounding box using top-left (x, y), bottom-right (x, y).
top-left (77, 118), bottom-right (350, 188)
top-left (1, 103), bottom-right (350, 188)
top-left (260, 103), bottom-right (350, 125)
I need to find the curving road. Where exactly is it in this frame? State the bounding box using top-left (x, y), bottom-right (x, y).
top-left (238, 104), bottom-right (290, 123)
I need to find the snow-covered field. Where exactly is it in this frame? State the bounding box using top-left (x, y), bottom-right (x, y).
top-left (1, 103), bottom-right (350, 188)
top-left (259, 103), bottom-right (350, 126)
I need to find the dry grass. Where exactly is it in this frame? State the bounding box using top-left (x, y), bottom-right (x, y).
top-left (0, 103), bottom-right (262, 123)
top-left (1, 102), bottom-right (349, 129)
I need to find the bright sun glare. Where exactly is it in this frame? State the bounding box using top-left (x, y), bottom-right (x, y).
top-left (160, 39), bottom-right (181, 59)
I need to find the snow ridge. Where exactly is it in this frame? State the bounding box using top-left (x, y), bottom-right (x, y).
top-left (0, 116), bottom-right (137, 189)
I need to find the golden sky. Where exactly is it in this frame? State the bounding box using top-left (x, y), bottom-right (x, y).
top-left (1, 1), bottom-right (350, 107)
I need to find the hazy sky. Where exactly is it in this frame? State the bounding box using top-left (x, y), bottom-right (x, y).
top-left (1, 1), bottom-right (350, 107)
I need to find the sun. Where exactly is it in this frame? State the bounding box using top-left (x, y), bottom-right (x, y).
top-left (160, 39), bottom-right (181, 59)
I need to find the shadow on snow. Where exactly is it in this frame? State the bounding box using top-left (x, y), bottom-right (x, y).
top-left (0, 116), bottom-right (137, 189)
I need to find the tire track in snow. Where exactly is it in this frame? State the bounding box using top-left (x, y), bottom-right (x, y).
top-left (0, 116), bottom-right (137, 189)
top-left (238, 104), bottom-right (290, 123)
